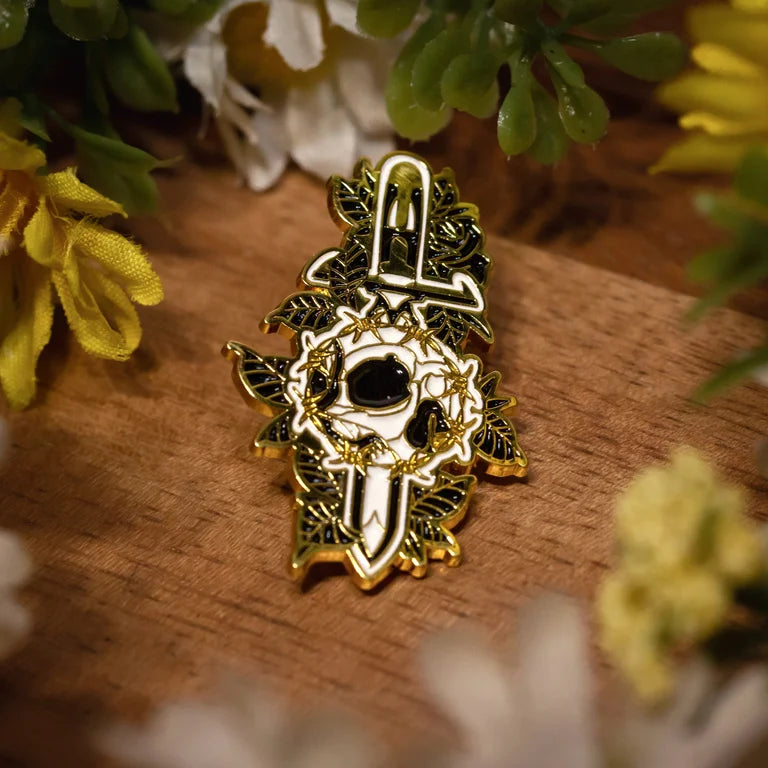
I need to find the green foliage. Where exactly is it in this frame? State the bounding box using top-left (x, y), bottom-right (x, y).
top-left (368, 0), bottom-right (685, 163)
top-left (52, 113), bottom-right (163, 215)
top-left (103, 23), bottom-right (178, 112)
top-left (690, 149), bottom-right (768, 401)
top-left (0, 0), bottom-right (222, 213)
top-left (0, 0), bottom-right (30, 51)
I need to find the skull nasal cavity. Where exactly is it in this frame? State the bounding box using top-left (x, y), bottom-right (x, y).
top-left (405, 400), bottom-right (449, 449)
top-left (347, 355), bottom-right (410, 408)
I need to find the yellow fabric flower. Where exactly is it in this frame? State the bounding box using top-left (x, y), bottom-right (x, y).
top-left (652, 0), bottom-right (768, 174)
top-left (597, 448), bottom-right (765, 703)
top-left (0, 101), bottom-right (163, 410)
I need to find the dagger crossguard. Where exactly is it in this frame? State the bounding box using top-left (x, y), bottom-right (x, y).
top-left (223, 152), bottom-right (528, 590)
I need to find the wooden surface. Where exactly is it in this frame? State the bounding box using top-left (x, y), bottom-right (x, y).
top-left (2, 115), bottom-right (768, 764)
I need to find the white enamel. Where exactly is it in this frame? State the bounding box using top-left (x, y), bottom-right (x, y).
top-left (285, 297), bottom-right (485, 580)
top-left (366, 154), bottom-right (485, 316)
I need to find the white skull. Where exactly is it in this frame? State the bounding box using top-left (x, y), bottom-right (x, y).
top-left (284, 299), bottom-right (485, 580)
top-left (286, 302), bottom-right (484, 476)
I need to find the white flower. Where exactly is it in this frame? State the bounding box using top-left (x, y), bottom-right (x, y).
top-left (179, 0), bottom-right (396, 190)
top-left (418, 591), bottom-right (768, 768)
top-left (418, 593), bottom-right (599, 768)
top-left (0, 419), bottom-right (31, 659)
top-left (622, 661), bottom-right (768, 768)
top-left (101, 677), bottom-right (380, 768)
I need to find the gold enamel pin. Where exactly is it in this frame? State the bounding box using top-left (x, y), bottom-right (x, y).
top-left (224, 152), bottom-right (527, 590)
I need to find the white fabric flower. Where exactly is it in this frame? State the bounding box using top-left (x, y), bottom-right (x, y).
top-left (622, 661), bottom-right (768, 768)
top-left (101, 677), bottom-right (380, 768)
top-left (0, 530), bottom-right (31, 659)
top-left (419, 593), bottom-right (599, 768)
top-left (0, 421), bottom-right (32, 659)
top-left (418, 592), bottom-right (768, 768)
top-left (179, 0), bottom-right (396, 190)
top-left (0, 417), bottom-right (32, 657)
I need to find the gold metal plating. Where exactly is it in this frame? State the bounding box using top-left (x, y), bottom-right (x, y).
top-left (223, 152), bottom-right (527, 590)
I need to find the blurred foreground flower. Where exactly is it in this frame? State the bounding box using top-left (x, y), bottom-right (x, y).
top-left (653, 0), bottom-right (768, 174)
top-left (598, 448), bottom-right (765, 703)
top-left (0, 100), bottom-right (163, 410)
top-left (0, 529), bottom-right (31, 660)
top-left (687, 148), bottom-right (768, 399)
top-left (102, 677), bottom-right (379, 768)
top-left (419, 593), bottom-right (598, 768)
top-left (420, 593), bottom-right (768, 768)
top-left (101, 592), bottom-right (768, 768)
top-left (174, 0), bottom-right (395, 190)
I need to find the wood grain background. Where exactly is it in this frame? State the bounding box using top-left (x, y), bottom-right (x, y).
top-left (2, 61), bottom-right (768, 765)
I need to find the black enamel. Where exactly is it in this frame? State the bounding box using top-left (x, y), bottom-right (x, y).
top-left (347, 355), bottom-right (410, 408)
top-left (405, 399), bottom-right (449, 449)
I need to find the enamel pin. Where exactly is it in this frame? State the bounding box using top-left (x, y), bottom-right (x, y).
top-left (224, 152), bottom-right (527, 590)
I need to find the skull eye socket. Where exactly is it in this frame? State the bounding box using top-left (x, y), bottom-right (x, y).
top-left (347, 355), bottom-right (411, 409)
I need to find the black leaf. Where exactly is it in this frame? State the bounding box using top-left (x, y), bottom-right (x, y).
top-left (224, 342), bottom-right (291, 412)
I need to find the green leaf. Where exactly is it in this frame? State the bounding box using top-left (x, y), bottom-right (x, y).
top-left (264, 291), bottom-right (338, 334)
top-left (494, 0), bottom-right (542, 24)
top-left (0, 20), bottom-right (57, 91)
top-left (541, 39), bottom-right (585, 87)
top-left (693, 343), bottom-right (768, 402)
top-left (85, 44), bottom-right (110, 116)
top-left (104, 24), bottom-right (178, 112)
top-left (497, 69), bottom-right (536, 156)
top-left (357, 0), bottom-right (420, 37)
top-left (579, 33), bottom-right (687, 82)
top-left (62, 0), bottom-right (110, 7)
top-left (177, 0), bottom-right (226, 23)
top-left (48, 114), bottom-right (161, 214)
top-left (0, 0), bottom-right (28, 50)
top-left (735, 148), bottom-right (768, 207)
top-left (147, 0), bottom-right (196, 13)
top-left (441, 50), bottom-right (501, 118)
top-left (549, 67), bottom-right (608, 143)
top-left (556, 0), bottom-right (612, 25)
top-left (412, 23), bottom-right (469, 111)
top-left (385, 16), bottom-right (452, 140)
top-left (48, 0), bottom-right (119, 40)
top-left (17, 96), bottom-right (50, 142)
top-left (527, 79), bottom-right (569, 164)
top-left (575, 0), bottom-right (675, 34)
top-left (687, 246), bottom-right (742, 284)
top-left (688, 254), bottom-right (768, 321)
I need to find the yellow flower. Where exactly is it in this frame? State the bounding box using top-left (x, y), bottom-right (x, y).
top-left (0, 101), bottom-right (163, 410)
top-left (597, 448), bottom-right (765, 703)
top-left (652, 0), bottom-right (768, 174)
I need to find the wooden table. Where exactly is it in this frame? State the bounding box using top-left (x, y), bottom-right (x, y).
top-left (1, 95), bottom-right (767, 765)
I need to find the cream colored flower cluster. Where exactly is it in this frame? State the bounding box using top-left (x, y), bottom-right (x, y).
top-left (598, 448), bottom-right (765, 702)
